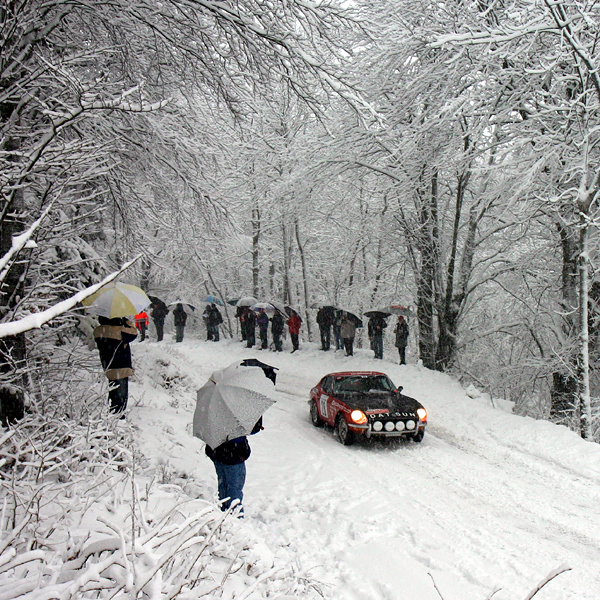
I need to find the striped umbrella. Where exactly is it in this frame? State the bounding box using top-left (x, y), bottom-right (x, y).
top-left (82, 282), bottom-right (150, 318)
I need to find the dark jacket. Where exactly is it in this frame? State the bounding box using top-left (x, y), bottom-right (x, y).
top-left (395, 319), bottom-right (409, 347)
top-left (316, 307), bottom-right (334, 328)
top-left (204, 418), bottom-right (263, 465)
top-left (368, 316), bottom-right (387, 337)
top-left (173, 305), bottom-right (188, 326)
top-left (93, 317), bottom-right (137, 380)
top-left (257, 310), bottom-right (269, 331)
top-left (151, 303), bottom-right (168, 323)
top-left (208, 305), bottom-right (223, 325)
top-left (271, 312), bottom-right (284, 335)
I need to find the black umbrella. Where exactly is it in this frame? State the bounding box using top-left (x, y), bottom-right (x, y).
top-left (148, 295), bottom-right (168, 309)
top-left (340, 310), bottom-right (363, 328)
top-left (227, 298), bottom-right (240, 306)
top-left (364, 310), bottom-right (391, 319)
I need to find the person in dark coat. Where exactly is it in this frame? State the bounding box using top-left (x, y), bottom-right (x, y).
top-left (340, 312), bottom-right (357, 356)
top-left (173, 304), bottom-right (187, 342)
top-left (244, 307), bottom-right (256, 348)
top-left (394, 315), bottom-right (409, 365)
top-left (271, 310), bottom-right (284, 351)
top-left (316, 307), bottom-right (333, 351)
top-left (205, 418), bottom-right (263, 516)
top-left (93, 316), bottom-right (137, 414)
top-left (203, 305), bottom-right (213, 341)
top-left (208, 303), bottom-right (223, 341)
top-left (368, 315), bottom-right (388, 359)
top-left (150, 302), bottom-right (169, 342)
top-left (256, 308), bottom-right (269, 349)
top-left (333, 309), bottom-right (344, 351)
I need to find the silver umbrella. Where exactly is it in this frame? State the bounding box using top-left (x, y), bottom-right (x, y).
top-left (193, 361), bottom-right (277, 449)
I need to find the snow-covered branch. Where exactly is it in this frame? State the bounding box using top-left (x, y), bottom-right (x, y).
top-left (0, 255), bottom-right (142, 338)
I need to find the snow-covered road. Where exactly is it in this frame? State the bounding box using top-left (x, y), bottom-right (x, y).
top-left (131, 337), bottom-right (600, 600)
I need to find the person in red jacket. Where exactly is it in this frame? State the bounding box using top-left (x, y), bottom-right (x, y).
top-left (287, 311), bottom-right (302, 353)
top-left (134, 310), bottom-right (149, 341)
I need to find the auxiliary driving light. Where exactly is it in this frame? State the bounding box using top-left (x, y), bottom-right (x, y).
top-left (396, 421), bottom-right (405, 431)
top-left (406, 420), bottom-right (416, 430)
top-left (373, 421), bottom-right (383, 431)
top-left (385, 421), bottom-right (395, 432)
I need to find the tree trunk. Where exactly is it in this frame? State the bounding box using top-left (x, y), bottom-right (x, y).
top-left (416, 171), bottom-right (438, 369)
top-left (251, 202), bottom-right (260, 299)
top-left (294, 218), bottom-right (312, 340)
top-left (550, 223), bottom-right (578, 422)
top-left (577, 213), bottom-right (592, 439)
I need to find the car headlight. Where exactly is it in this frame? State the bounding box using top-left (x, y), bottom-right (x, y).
top-left (350, 410), bottom-right (367, 424)
top-left (372, 421), bottom-right (383, 431)
top-left (416, 408), bottom-right (427, 421)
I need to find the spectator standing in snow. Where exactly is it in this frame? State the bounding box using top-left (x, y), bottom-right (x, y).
top-left (93, 316), bottom-right (137, 415)
top-left (204, 418), bottom-right (263, 516)
top-left (256, 308), bottom-right (269, 349)
top-left (271, 310), bottom-right (284, 351)
top-left (288, 311), bottom-right (302, 353)
top-left (368, 315), bottom-right (387, 359)
top-left (208, 303), bottom-right (223, 341)
top-left (244, 307), bottom-right (256, 348)
top-left (340, 312), bottom-right (357, 356)
top-left (173, 304), bottom-right (187, 342)
top-left (203, 305), bottom-right (213, 341)
top-left (236, 306), bottom-right (247, 341)
top-left (134, 310), bottom-right (149, 341)
top-left (150, 302), bottom-right (168, 342)
top-left (394, 316), bottom-right (409, 365)
top-left (316, 307), bottom-right (333, 351)
top-left (333, 310), bottom-right (344, 351)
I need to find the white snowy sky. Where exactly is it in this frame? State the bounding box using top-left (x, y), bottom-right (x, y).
top-left (125, 325), bottom-right (600, 600)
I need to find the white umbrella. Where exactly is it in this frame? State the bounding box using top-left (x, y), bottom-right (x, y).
top-left (193, 361), bottom-right (277, 449)
top-left (252, 302), bottom-right (275, 316)
top-left (82, 282), bottom-right (150, 318)
top-left (269, 300), bottom-right (287, 315)
top-left (384, 304), bottom-right (414, 318)
top-left (168, 301), bottom-right (196, 314)
top-left (236, 296), bottom-right (258, 307)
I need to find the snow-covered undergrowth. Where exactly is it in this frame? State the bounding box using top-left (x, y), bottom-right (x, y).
top-left (0, 341), bottom-right (323, 599)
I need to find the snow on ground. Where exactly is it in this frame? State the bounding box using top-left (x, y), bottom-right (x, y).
top-left (127, 330), bottom-right (600, 600)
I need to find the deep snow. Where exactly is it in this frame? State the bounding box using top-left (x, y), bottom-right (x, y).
top-left (126, 330), bottom-right (600, 600)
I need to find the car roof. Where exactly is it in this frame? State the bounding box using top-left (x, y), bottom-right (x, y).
top-left (323, 371), bottom-right (388, 378)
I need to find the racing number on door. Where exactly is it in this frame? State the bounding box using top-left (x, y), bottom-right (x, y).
top-left (319, 394), bottom-right (329, 419)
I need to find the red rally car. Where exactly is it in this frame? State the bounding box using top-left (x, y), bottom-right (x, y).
top-left (309, 371), bottom-right (427, 445)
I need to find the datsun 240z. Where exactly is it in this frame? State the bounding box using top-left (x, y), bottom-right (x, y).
top-left (309, 371), bottom-right (427, 445)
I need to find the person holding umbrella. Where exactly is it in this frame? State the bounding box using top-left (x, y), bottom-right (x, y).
top-left (367, 312), bottom-right (389, 359)
top-left (93, 317), bottom-right (138, 415)
top-left (256, 307), bottom-right (269, 349)
top-left (394, 315), bottom-right (409, 365)
top-left (316, 306), bottom-right (334, 351)
top-left (149, 299), bottom-right (169, 342)
top-left (172, 303), bottom-right (188, 342)
top-left (340, 311), bottom-right (357, 356)
top-left (271, 309), bottom-right (284, 352)
top-left (194, 359), bottom-right (277, 516)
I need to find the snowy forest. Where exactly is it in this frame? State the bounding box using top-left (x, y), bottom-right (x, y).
top-left (1, 1), bottom-right (600, 598)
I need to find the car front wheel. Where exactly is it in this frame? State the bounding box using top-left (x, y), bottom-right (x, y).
top-left (336, 415), bottom-right (355, 445)
top-left (412, 429), bottom-right (425, 443)
top-left (310, 401), bottom-right (324, 427)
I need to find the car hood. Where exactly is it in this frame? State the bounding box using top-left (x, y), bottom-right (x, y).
top-left (338, 391), bottom-right (422, 414)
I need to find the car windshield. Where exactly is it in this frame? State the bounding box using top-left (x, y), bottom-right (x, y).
top-left (333, 375), bottom-right (395, 394)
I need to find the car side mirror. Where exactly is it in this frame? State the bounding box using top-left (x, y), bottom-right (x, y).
top-left (395, 386), bottom-right (403, 393)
